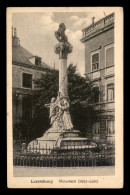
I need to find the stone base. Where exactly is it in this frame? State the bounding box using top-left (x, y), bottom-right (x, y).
top-left (28, 128), bottom-right (97, 151)
top-left (28, 128), bottom-right (81, 149)
top-left (28, 127), bottom-right (63, 149)
top-left (62, 130), bottom-right (80, 138)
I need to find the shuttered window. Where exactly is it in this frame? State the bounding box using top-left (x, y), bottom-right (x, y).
top-left (107, 120), bottom-right (115, 134)
top-left (92, 53), bottom-right (99, 71)
top-left (107, 83), bottom-right (114, 101)
top-left (92, 122), bottom-right (100, 134)
top-left (106, 47), bottom-right (114, 66)
top-left (22, 73), bottom-right (32, 88)
top-left (93, 86), bottom-right (100, 103)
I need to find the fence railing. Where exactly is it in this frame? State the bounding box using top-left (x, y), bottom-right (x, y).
top-left (13, 140), bottom-right (115, 167)
top-left (82, 12), bottom-right (114, 39)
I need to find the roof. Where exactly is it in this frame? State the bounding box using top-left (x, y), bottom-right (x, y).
top-left (12, 44), bottom-right (52, 70)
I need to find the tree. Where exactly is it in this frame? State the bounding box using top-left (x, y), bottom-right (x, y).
top-left (31, 64), bottom-right (99, 139)
top-left (67, 64), bottom-right (97, 136)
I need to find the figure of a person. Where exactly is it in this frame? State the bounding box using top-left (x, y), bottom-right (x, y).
top-left (58, 96), bottom-right (73, 131)
top-left (45, 97), bottom-right (58, 128)
top-left (54, 92), bottom-right (65, 130)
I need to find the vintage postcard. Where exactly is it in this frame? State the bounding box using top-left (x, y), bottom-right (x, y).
top-left (7, 7), bottom-right (123, 188)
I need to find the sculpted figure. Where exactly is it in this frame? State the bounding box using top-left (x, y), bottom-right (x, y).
top-left (45, 92), bottom-right (73, 131)
top-left (44, 93), bottom-right (63, 129)
top-left (45, 97), bottom-right (59, 128)
top-left (55, 23), bottom-right (68, 43)
top-left (58, 95), bottom-right (73, 131)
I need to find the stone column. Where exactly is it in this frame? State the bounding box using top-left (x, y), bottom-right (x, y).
top-left (59, 57), bottom-right (68, 96)
top-left (55, 42), bottom-right (72, 97)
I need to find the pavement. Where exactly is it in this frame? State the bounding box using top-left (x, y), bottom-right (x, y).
top-left (13, 166), bottom-right (115, 177)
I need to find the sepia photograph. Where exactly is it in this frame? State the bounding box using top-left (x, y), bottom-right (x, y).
top-left (7, 7), bottom-right (123, 188)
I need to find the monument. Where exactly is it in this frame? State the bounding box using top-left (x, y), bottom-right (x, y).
top-left (28, 23), bottom-right (96, 150)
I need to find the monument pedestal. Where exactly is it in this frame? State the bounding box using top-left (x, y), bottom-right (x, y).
top-left (28, 128), bottom-right (97, 152)
top-left (29, 128), bottom-right (81, 149)
top-left (29, 128), bottom-right (62, 149)
top-left (62, 130), bottom-right (79, 138)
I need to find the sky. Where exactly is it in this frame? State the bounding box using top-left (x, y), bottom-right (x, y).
top-left (12, 10), bottom-right (112, 76)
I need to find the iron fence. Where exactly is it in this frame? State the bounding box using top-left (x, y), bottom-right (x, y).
top-left (13, 140), bottom-right (115, 167)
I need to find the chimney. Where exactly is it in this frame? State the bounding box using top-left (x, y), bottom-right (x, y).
top-left (12, 26), bottom-right (13, 37)
top-left (91, 17), bottom-right (95, 24)
top-left (14, 27), bottom-right (17, 37)
top-left (12, 26), bottom-right (20, 46)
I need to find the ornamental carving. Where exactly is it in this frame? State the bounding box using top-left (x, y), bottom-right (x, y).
top-left (54, 42), bottom-right (72, 59)
top-left (54, 23), bottom-right (73, 59)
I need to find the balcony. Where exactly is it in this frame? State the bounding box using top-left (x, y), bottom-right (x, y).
top-left (107, 134), bottom-right (115, 143)
top-left (92, 70), bottom-right (100, 80)
top-left (92, 101), bottom-right (115, 112)
top-left (85, 64), bottom-right (115, 81)
top-left (105, 65), bottom-right (114, 78)
top-left (93, 134), bottom-right (100, 141)
top-left (81, 12), bottom-right (114, 42)
top-left (105, 101), bottom-right (115, 110)
top-left (106, 66), bottom-right (114, 75)
top-left (13, 87), bottom-right (33, 95)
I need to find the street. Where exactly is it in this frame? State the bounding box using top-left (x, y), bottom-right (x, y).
top-left (13, 166), bottom-right (115, 177)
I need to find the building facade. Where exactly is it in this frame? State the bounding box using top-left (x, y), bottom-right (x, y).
top-left (12, 27), bottom-right (52, 137)
top-left (81, 13), bottom-right (115, 143)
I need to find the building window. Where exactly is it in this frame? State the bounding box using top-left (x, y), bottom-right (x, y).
top-left (106, 47), bottom-right (114, 67)
top-left (93, 86), bottom-right (100, 103)
top-left (92, 122), bottom-right (100, 134)
top-left (107, 120), bottom-right (115, 134)
top-left (107, 83), bottom-right (114, 101)
top-left (22, 96), bottom-right (32, 119)
top-left (92, 53), bottom-right (99, 71)
top-left (22, 73), bottom-right (32, 88)
top-left (35, 57), bottom-right (41, 66)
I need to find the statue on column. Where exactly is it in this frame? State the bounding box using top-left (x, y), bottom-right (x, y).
top-left (45, 23), bottom-right (73, 131)
top-left (55, 23), bottom-right (68, 43)
top-left (54, 23), bottom-right (72, 59)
